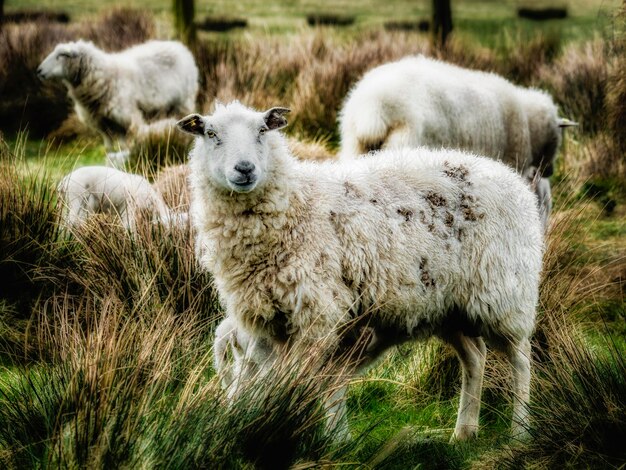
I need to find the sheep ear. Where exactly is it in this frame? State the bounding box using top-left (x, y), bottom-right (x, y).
top-left (177, 114), bottom-right (206, 135)
top-left (264, 107), bottom-right (291, 130)
top-left (557, 118), bottom-right (578, 128)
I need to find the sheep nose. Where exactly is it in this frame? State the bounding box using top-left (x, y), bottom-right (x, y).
top-left (234, 160), bottom-right (255, 175)
top-left (36, 67), bottom-right (44, 78)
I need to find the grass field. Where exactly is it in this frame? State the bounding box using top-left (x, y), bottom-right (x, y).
top-left (5, 0), bottom-right (622, 42)
top-left (1, 0), bottom-right (625, 468)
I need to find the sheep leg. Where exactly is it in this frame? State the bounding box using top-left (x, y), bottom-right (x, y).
top-left (535, 177), bottom-right (552, 232)
top-left (506, 337), bottom-right (532, 438)
top-left (445, 332), bottom-right (486, 441)
top-left (325, 384), bottom-right (351, 441)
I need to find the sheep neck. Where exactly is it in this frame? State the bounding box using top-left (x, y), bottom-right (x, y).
top-left (65, 51), bottom-right (112, 119)
top-left (199, 151), bottom-right (307, 270)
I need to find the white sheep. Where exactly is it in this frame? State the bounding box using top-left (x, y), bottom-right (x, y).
top-left (57, 166), bottom-right (172, 230)
top-left (339, 55), bottom-right (576, 228)
top-left (38, 40), bottom-right (199, 155)
top-left (179, 101), bottom-right (543, 441)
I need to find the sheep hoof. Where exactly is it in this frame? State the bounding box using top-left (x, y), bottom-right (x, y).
top-left (333, 426), bottom-right (353, 443)
top-left (510, 423), bottom-right (531, 442)
top-left (450, 425), bottom-right (478, 443)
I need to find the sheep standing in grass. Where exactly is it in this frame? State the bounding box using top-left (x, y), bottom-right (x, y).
top-left (339, 56), bottom-right (577, 228)
top-left (38, 40), bottom-right (199, 157)
top-left (180, 101), bottom-right (543, 441)
top-left (57, 166), bottom-right (172, 230)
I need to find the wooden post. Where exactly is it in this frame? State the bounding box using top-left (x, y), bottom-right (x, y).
top-left (173, 0), bottom-right (196, 46)
top-left (432, 0), bottom-right (453, 48)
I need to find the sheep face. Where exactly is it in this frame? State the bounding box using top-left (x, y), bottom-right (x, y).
top-left (37, 42), bottom-right (88, 85)
top-left (177, 104), bottom-right (290, 194)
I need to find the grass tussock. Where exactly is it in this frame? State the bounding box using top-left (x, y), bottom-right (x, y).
top-left (127, 119), bottom-right (193, 175)
top-left (0, 138), bottom-right (62, 312)
top-left (153, 163), bottom-right (191, 212)
top-left (64, 217), bottom-right (218, 323)
top-left (538, 39), bottom-right (609, 135)
top-left (0, 136), bottom-right (219, 361)
top-left (498, 30), bottom-right (562, 84)
top-left (477, 312), bottom-right (626, 469)
top-left (1, 293), bottom-right (364, 468)
top-left (1, 295), bottom-right (208, 468)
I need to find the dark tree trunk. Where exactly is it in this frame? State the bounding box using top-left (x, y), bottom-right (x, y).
top-left (173, 0), bottom-right (196, 46)
top-left (432, 0), bottom-right (453, 48)
top-left (0, 0), bottom-right (5, 24)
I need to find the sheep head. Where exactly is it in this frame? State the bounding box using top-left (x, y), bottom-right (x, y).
top-left (37, 41), bottom-right (94, 86)
top-left (177, 102), bottom-right (290, 194)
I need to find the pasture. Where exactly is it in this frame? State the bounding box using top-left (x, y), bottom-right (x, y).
top-left (0, 0), bottom-right (625, 468)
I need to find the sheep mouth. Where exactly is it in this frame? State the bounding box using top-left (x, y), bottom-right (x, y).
top-left (227, 177), bottom-right (258, 193)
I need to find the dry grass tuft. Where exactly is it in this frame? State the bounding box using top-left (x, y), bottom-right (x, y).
top-left (287, 136), bottom-right (335, 162)
top-left (499, 31), bottom-right (561, 83)
top-left (537, 39), bottom-right (609, 135)
top-left (605, 5), bottom-right (626, 154)
top-left (0, 138), bottom-right (61, 311)
top-left (127, 119), bottom-right (193, 175)
top-left (153, 163), bottom-right (191, 213)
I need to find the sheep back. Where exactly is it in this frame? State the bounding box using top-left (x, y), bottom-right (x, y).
top-left (339, 56), bottom-right (533, 172)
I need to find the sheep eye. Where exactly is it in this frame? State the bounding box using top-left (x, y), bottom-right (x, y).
top-left (206, 130), bottom-right (216, 138)
top-left (58, 53), bottom-right (70, 59)
top-left (259, 128), bottom-right (266, 135)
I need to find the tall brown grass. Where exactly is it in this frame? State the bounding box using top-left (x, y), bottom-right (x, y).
top-left (2, 284), bottom-right (363, 468)
top-left (0, 138), bottom-right (61, 313)
top-left (538, 39), bottom-right (609, 136)
top-left (0, 138), bottom-right (219, 361)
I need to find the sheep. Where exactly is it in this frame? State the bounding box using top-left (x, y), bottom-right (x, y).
top-left (338, 55), bottom-right (576, 228)
top-left (37, 40), bottom-right (199, 157)
top-left (57, 166), bottom-right (173, 230)
top-left (178, 101), bottom-right (544, 441)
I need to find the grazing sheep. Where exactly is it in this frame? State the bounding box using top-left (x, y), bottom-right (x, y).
top-left (38, 40), bottom-right (199, 154)
top-left (179, 101), bottom-right (543, 441)
top-left (339, 55), bottom-right (576, 228)
top-left (57, 166), bottom-right (172, 230)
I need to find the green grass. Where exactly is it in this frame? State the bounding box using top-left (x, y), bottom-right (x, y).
top-left (5, 136), bottom-right (106, 180)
